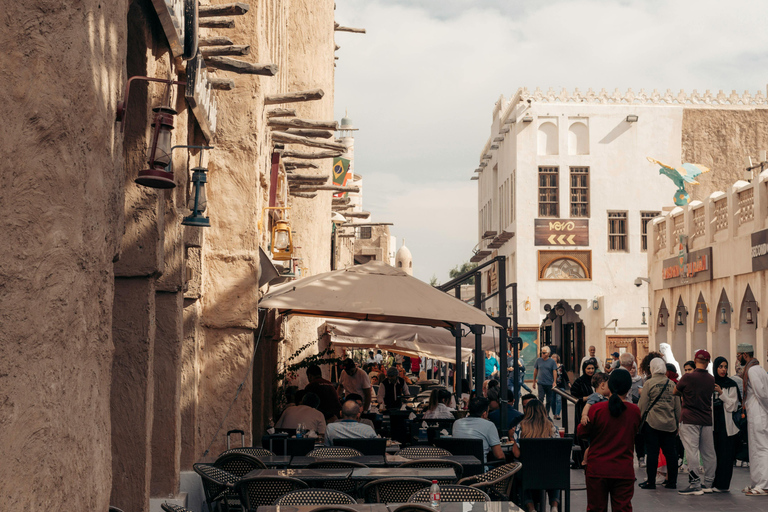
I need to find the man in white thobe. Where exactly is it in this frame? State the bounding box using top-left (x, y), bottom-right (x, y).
top-left (737, 342), bottom-right (768, 494)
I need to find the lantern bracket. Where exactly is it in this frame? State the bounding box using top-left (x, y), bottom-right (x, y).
top-left (258, 206), bottom-right (291, 232)
top-left (115, 76), bottom-right (187, 132)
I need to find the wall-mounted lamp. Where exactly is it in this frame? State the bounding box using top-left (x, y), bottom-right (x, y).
top-left (626, 114), bottom-right (639, 123)
top-left (658, 312), bottom-right (666, 328)
top-left (607, 318), bottom-right (619, 333)
top-left (524, 298), bottom-right (532, 312)
top-left (744, 300), bottom-right (760, 325)
top-left (159, 145), bottom-right (215, 227)
top-left (592, 297), bottom-right (599, 310)
top-left (259, 206), bottom-right (294, 261)
top-left (696, 302), bottom-right (709, 324)
top-left (719, 301), bottom-right (733, 324)
top-left (641, 307), bottom-right (649, 326)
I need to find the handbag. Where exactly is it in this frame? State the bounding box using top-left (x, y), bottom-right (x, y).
top-left (638, 378), bottom-right (670, 432)
top-left (732, 408), bottom-right (747, 430)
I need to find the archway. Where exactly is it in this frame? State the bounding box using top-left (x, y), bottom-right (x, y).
top-left (539, 300), bottom-right (584, 375)
top-left (692, 292), bottom-right (708, 353)
top-left (714, 289), bottom-right (731, 359)
top-left (656, 298), bottom-right (669, 347)
top-left (672, 296), bottom-right (688, 361)
top-left (737, 285), bottom-right (758, 349)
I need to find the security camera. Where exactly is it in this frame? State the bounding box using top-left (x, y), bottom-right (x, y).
top-left (634, 277), bottom-right (649, 287)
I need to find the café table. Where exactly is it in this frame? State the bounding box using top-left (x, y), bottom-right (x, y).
top-left (254, 455), bottom-right (292, 468)
top-left (385, 454), bottom-right (483, 477)
top-left (243, 468), bottom-right (352, 484)
top-left (387, 503), bottom-right (524, 512)
top-left (291, 455), bottom-right (387, 468)
top-left (350, 467), bottom-right (457, 482)
top-left (258, 506), bottom-right (388, 512)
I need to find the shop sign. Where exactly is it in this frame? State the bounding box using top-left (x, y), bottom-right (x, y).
top-left (661, 237), bottom-right (712, 288)
top-left (752, 228), bottom-right (768, 271)
top-left (534, 219), bottom-right (589, 246)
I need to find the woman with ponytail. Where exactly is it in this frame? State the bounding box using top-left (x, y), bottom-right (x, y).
top-left (577, 368), bottom-right (641, 511)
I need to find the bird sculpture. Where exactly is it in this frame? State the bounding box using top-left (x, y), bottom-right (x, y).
top-left (647, 157), bottom-right (711, 205)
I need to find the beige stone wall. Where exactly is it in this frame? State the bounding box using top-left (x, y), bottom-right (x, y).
top-left (682, 108), bottom-right (768, 201)
top-left (0, 0), bottom-right (126, 509)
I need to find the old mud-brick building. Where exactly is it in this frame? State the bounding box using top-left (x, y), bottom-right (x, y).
top-left (0, 1), bottom-right (362, 510)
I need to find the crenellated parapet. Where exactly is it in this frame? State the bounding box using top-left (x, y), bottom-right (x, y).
top-left (516, 86), bottom-right (768, 107)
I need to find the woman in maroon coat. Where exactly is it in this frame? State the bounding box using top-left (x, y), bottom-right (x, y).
top-left (577, 369), bottom-right (641, 512)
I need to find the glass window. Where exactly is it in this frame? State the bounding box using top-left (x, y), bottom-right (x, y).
top-left (608, 212), bottom-right (628, 252)
top-left (570, 167), bottom-right (589, 217)
top-left (538, 167), bottom-right (559, 217)
top-left (357, 226), bottom-right (372, 239)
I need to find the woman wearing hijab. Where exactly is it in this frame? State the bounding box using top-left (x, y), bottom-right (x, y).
top-left (637, 357), bottom-right (681, 489)
top-left (572, 359), bottom-right (597, 421)
top-left (578, 369), bottom-right (641, 511)
top-left (711, 356), bottom-right (741, 492)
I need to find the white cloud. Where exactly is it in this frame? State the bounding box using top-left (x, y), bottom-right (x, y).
top-left (333, 0), bottom-right (768, 281)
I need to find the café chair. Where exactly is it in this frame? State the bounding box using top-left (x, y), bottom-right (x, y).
top-left (214, 452), bottom-right (267, 476)
top-left (274, 488), bottom-right (357, 506)
top-left (395, 446), bottom-right (452, 459)
top-left (193, 463), bottom-right (240, 512)
top-left (399, 458), bottom-right (462, 481)
top-left (458, 462), bottom-right (522, 501)
top-left (392, 504), bottom-right (436, 512)
top-left (109, 508), bottom-right (124, 512)
top-left (408, 484), bottom-right (491, 503)
top-left (362, 477), bottom-right (432, 504)
top-left (335, 437), bottom-right (387, 455)
top-left (236, 475), bottom-right (308, 510)
top-left (308, 507), bottom-right (361, 512)
top-left (518, 438), bottom-right (573, 512)
top-left (307, 446), bottom-right (363, 458)
top-left (218, 447), bottom-right (275, 458)
top-left (434, 438), bottom-right (504, 468)
top-left (306, 460), bottom-right (369, 495)
top-left (160, 505), bottom-right (192, 512)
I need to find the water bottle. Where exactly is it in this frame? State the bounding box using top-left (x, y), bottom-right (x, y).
top-left (430, 480), bottom-right (440, 508)
top-left (296, 423), bottom-right (303, 438)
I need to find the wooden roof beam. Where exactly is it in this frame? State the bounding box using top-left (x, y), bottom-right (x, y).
top-left (268, 118), bottom-right (337, 130)
top-left (272, 131), bottom-right (346, 152)
top-left (264, 89), bottom-right (324, 105)
top-left (199, 3), bottom-right (250, 17)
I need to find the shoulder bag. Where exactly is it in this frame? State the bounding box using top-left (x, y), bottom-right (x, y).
top-left (638, 378), bottom-right (670, 432)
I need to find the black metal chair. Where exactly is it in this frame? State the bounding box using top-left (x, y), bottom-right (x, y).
top-left (408, 484), bottom-right (491, 503)
top-left (307, 446), bottom-right (363, 458)
top-left (306, 460), bottom-right (369, 495)
top-left (434, 438), bottom-right (503, 468)
top-left (307, 507), bottom-right (360, 512)
top-left (262, 434), bottom-right (315, 456)
top-left (399, 458), bottom-right (462, 482)
top-left (458, 462), bottom-right (522, 501)
top-left (335, 437), bottom-right (387, 455)
top-left (109, 507), bottom-right (124, 512)
top-left (396, 446), bottom-right (452, 459)
top-left (160, 505), bottom-right (192, 512)
top-left (518, 438), bottom-right (573, 512)
top-left (362, 477), bottom-right (432, 503)
top-left (193, 463), bottom-right (240, 512)
top-left (236, 475), bottom-right (308, 510)
top-left (219, 447), bottom-right (275, 458)
top-left (273, 488), bottom-right (357, 506)
top-left (215, 452), bottom-right (267, 476)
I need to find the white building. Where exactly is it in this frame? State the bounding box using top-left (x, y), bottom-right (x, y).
top-left (472, 86), bottom-right (768, 375)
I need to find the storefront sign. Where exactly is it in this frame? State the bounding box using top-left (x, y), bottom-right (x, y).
top-left (752, 228), bottom-right (768, 271)
top-left (534, 219), bottom-right (589, 246)
top-left (661, 243), bottom-right (712, 289)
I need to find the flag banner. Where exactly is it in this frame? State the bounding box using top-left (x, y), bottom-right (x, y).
top-left (332, 157), bottom-right (351, 198)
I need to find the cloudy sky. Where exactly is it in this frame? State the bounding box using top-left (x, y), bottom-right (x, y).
top-left (332, 0), bottom-right (768, 283)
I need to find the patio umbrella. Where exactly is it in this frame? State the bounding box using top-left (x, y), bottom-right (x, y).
top-left (260, 261), bottom-right (501, 329)
top-left (329, 335), bottom-right (473, 363)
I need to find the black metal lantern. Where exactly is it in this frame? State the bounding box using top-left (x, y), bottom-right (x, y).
top-left (182, 166), bottom-right (209, 227)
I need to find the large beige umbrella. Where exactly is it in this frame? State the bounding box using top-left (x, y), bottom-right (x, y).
top-left (260, 261), bottom-right (501, 329)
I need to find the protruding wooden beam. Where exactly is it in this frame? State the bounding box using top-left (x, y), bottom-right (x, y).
top-left (286, 174), bottom-right (328, 182)
top-left (267, 108), bottom-right (297, 118)
top-left (279, 149), bottom-right (344, 160)
top-left (343, 222), bottom-right (394, 227)
top-left (289, 192), bottom-right (317, 199)
top-left (201, 45), bottom-right (251, 57)
top-left (199, 17), bottom-right (236, 29)
top-left (334, 22), bottom-right (366, 34)
top-left (209, 78), bottom-right (236, 91)
top-left (268, 118), bottom-right (338, 130)
top-left (343, 211), bottom-right (371, 218)
top-left (199, 3), bottom-right (250, 17)
top-left (199, 36), bottom-right (234, 47)
top-left (283, 160), bottom-right (319, 169)
top-left (285, 129), bottom-right (334, 139)
top-left (293, 185), bottom-right (360, 193)
top-left (204, 57), bottom-right (278, 76)
top-left (272, 131), bottom-right (347, 152)
top-left (264, 89), bottom-right (324, 105)
top-left (335, 44), bottom-right (341, 50)
top-left (332, 197), bottom-right (351, 205)
top-left (332, 205), bottom-right (353, 211)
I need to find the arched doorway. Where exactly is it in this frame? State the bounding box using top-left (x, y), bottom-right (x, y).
top-left (540, 300), bottom-right (584, 375)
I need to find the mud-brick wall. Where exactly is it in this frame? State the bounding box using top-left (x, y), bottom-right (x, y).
top-left (682, 107), bottom-right (768, 201)
top-left (0, 1), bottom-right (127, 509)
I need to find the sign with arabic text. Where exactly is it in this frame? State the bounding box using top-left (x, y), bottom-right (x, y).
top-left (661, 245), bottom-right (712, 289)
top-left (534, 219), bottom-right (589, 246)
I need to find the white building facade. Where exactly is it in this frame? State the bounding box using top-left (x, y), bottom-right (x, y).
top-left (472, 87), bottom-right (767, 375)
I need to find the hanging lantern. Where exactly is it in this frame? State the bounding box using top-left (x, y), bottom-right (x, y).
top-left (592, 297), bottom-right (599, 310)
top-left (182, 167), bottom-right (209, 227)
top-left (658, 314), bottom-right (665, 328)
top-left (720, 306), bottom-right (728, 325)
top-left (136, 105), bottom-right (178, 188)
top-left (676, 310), bottom-right (684, 326)
top-left (271, 219), bottom-right (294, 261)
top-left (641, 310), bottom-right (647, 325)
top-left (697, 305), bottom-right (704, 324)
top-left (524, 298), bottom-right (531, 311)
top-left (746, 306), bottom-right (754, 324)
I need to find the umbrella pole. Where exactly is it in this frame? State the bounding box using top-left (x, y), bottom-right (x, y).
top-left (498, 256), bottom-right (509, 432)
top-left (453, 285), bottom-right (463, 404)
top-left (474, 279), bottom-right (484, 394)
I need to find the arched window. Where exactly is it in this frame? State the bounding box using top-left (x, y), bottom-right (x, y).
top-left (568, 122), bottom-right (589, 155)
top-left (409, 261), bottom-right (412, 268)
top-left (538, 122), bottom-right (558, 155)
top-left (542, 258), bottom-right (587, 279)
top-left (397, 261), bottom-right (403, 268)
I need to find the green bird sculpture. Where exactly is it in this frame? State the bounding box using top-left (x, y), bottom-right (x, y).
top-left (647, 157), bottom-right (711, 206)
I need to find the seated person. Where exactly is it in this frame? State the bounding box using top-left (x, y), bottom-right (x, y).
top-left (345, 393), bottom-right (376, 428)
top-left (580, 372), bottom-right (611, 426)
top-left (424, 388), bottom-right (455, 419)
top-left (398, 366), bottom-right (414, 385)
top-left (520, 393), bottom-right (538, 409)
top-left (377, 366), bottom-right (410, 412)
top-left (452, 397), bottom-right (504, 462)
top-left (487, 387), bottom-right (523, 437)
top-left (305, 364), bottom-right (342, 422)
top-left (324, 400), bottom-right (378, 446)
top-left (274, 391), bottom-right (326, 438)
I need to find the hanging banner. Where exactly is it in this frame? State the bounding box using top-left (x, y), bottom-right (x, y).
top-left (332, 157), bottom-right (351, 198)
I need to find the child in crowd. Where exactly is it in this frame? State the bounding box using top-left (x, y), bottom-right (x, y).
top-left (581, 373), bottom-right (611, 426)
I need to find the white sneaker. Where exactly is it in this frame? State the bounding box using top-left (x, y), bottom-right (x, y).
top-left (550, 505), bottom-right (559, 512)
top-left (656, 473), bottom-right (667, 485)
top-left (639, 456), bottom-right (646, 468)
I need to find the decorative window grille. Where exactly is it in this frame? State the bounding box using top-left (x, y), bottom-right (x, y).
top-left (692, 207), bottom-right (705, 240)
top-left (538, 167), bottom-right (559, 217)
top-left (570, 167), bottom-right (589, 217)
top-left (738, 187), bottom-right (754, 226)
top-left (641, 211), bottom-right (660, 252)
top-left (656, 221), bottom-right (667, 252)
top-left (357, 226), bottom-right (372, 239)
top-left (714, 198), bottom-right (728, 232)
top-left (608, 211), bottom-right (628, 252)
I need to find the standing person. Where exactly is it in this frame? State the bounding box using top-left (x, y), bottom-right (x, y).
top-left (581, 345), bottom-right (605, 373)
top-left (577, 370), bottom-right (641, 512)
top-left (374, 349), bottom-right (383, 365)
top-left (637, 358), bottom-right (680, 490)
top-left (377, 367), bottom-right (410, 412)
top-left (305, 364), bottom-right (342, 422)
top-left (553, 354), bottom-right (570, 420)
top-left (485, 350), bottom-right (499, 380)
top-left (533, 346), bottom-right (558, 416)
top-left (571, 359), bottom-right (597, 422)
top-left (737, 343), bottom-right (768, 495)
top-left (411, 355), bottom-right (421, 375)
top-left (338, 358), bottom-right (372, 412)
top-left (683, 360), bottom-right (695, 374)
top-left (674, 349), bottom-right (716, 495)
top-left (402, 356), bottom-right (412, 374)
top-left (366, 351), bottom-right (376, 365)
top-left (711, 356), bottom-right (741, 492)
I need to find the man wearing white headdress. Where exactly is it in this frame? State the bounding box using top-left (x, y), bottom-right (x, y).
top-left (737, 342), bottom-right (768, 495)
top-left (659, 343), bottom-right (681, 376)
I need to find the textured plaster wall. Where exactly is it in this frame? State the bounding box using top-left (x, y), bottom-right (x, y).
top-left (0, 1), bottom-right (126, 509)
top-left (681, 108), bottom-right (768, 201)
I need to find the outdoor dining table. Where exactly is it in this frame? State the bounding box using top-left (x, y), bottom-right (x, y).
top-left (254, 455), bottom-right (292, 468)
top-left (349, 467), bottom-right (457, 482)
top-left (256, 503), bottom-right (524, 512)
top-left (385, 454), bottom-right (483, 476)
top-left (290, 455), bottom-right (387, 467)
top-left (257, 506), bottom-right (388, 512)
top-left (243, 468), bottom-right (352, 483)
